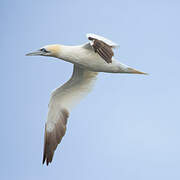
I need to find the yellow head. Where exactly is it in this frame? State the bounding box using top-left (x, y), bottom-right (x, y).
top-left (26, 44), bottom-right (61, 58)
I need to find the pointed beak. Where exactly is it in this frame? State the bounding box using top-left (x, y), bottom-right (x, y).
top-left (127, 68), bottom-right (148, 75)
top-left (26, 50), bottom-right (42, 56)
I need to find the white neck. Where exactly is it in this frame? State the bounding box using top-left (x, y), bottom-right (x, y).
top-left (57, 45), bottom-right (82, 64)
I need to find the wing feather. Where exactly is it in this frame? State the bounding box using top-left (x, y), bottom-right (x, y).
top-left (86, 33), bottom-right (116, 64)
top-left (43, 65), bottom-right (98, 165)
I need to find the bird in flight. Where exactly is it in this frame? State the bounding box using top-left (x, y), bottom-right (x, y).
top-left (26, 33), bottom-right (147, 166)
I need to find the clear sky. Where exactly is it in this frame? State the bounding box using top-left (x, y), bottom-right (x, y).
top-left (1, 0), bottom-right (180, 179)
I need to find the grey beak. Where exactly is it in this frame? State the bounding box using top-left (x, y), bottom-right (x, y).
top-left (26, 50), bottom-right (42, 56)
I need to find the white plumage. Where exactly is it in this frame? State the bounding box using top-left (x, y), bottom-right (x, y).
top-left (26, 33), bottom-right (147, 165)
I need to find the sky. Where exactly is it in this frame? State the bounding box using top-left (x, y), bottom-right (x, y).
top-left (1, 0), bottom-right (180, 179)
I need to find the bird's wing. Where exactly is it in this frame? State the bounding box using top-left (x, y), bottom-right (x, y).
top-left (85, 33), bottom-right (119, 64)
top-left (43, 65), bottom-right (98, 165)
top-left (87, 33), bottom-right (119, 48)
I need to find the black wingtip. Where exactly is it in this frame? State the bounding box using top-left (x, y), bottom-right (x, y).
top-left (42, 155), bottom-right (46, 165)
top-left (42, 156), bottom-right (50, 166)
top-left (42, 109), bottom-right (69, 166)
top-left (46, 160), bottom-right (49, 166)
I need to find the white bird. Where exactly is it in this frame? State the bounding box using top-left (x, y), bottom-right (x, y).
top-left (26, 33), bottom-right (147, 165)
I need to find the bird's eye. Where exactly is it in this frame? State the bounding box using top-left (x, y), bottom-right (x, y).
top-left (40, 48), bottom-right (48, 53)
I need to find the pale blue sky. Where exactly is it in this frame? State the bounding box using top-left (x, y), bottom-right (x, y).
top-left (1, 0), bottom-right (180, 179)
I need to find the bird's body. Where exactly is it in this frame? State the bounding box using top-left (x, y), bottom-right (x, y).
top-left (44, 44), bottom-right (131, 73)
top-left (26, 33), bottom-right (147, 165)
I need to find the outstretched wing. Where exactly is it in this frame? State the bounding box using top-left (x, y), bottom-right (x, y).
top-left (43, 65), bottom-right (98, 165)
top-left (86, 33), bottom-right (119, 64)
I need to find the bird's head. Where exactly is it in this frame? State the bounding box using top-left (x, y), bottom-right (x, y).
top-left (26, 44), bottom-right (61, 58)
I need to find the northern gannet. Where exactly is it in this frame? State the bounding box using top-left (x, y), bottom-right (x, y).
top-left (26, 33), bottom-right (147, 165)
